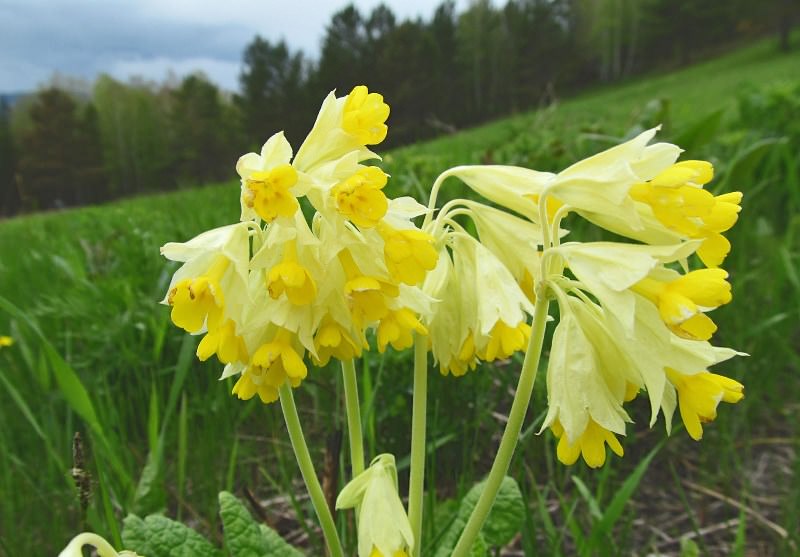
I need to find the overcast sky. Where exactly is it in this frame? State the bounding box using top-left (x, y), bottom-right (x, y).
top-left (0, 0), bottom-right (469, 93)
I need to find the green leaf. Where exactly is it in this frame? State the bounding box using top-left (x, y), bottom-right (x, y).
top-left (469, 533), bottom-right (488, 557)
top-left (121, 513), bottom-right (220, 557)
top-left (121, 515), bottom-right (151, 554)
top-left (219, 491), bottom-right (305, 557)
top-left (679, 537), bottom-right (701, 557)
top-left (432, 476), bottom-right (524, 556)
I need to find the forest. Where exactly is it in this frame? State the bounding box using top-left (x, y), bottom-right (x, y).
top-left (0, 0), bottom-right (795, 215)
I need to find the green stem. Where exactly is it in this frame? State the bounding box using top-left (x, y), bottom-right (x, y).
top-left (341, 359), bottom-right (365, 477)
top-left (451, 296), bottom-right (551, 557)
top-left (279, 384), bottom-right (345, 557)
top-left (407, 333), bottom-right (429, 557)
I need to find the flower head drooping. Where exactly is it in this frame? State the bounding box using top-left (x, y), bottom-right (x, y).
top-left (665, 368), bottom-right (744, 440)
top-left (629, 161), bottom-right (743, 267)
top-left (378, 222), bottom-right (438, 286)
top-left (267, 240), bottom-right (318, 306)
top-left (551, 419), bottom-right (624, 468)
top-left (231, 328), bottom-right (307, 404)
top-left (332, 166), bottom-right (389, 228)
top-left (342, 86), bottom-right (390, 145)
top-left (632, 268), bottom-right (732, 340)
top-left (336, 454), bottom-right (414, 557)
top-left (313, 315), bottom-right (366, 366)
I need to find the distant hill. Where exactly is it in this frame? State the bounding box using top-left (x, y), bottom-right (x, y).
top-left (0, 92), bottom-right (30, 107)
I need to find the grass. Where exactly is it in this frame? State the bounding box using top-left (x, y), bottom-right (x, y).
top-left (1, 34), bottom-right (799, 555)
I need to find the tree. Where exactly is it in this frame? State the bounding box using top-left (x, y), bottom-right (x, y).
top-left (316, 5), bottom-right (368, 93)
top-left (0, 98), bottom-right (19, 215)
top-left (93, 75), bottom-right (171, 196)
top-left (237, 36), bottom-right (310, 147)
top-left (169, 74), bottom-right (239, 185)
top-left (16, 88), bottom-right (107, 209)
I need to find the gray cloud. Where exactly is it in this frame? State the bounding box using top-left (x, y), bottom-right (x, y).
top-left (0, 0), bottom-right (468, 92)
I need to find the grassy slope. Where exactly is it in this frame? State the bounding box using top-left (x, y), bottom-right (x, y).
top-left (1, 36), bottom-right (798, 555)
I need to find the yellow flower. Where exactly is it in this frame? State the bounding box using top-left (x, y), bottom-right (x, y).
top-left (632, 268), bottom-right (732, 340)
top-left (332, 166), bottom-right (389, 228)
top-left (232, 329), bottom-right (307, 404)
top-left (665, 368), bottom-right (744, 440)
top-left (542, 298), bottom-right (631, 455)
top-left (267, 240), bottom-right (317, 306)
top-left (339, 249), bottom-right (398, 327)
top-left (293, 87), bottom-right (387, 176)
top-left (0, 336), bottom-right (13, 348)
top-left (237, 132), bottom-right (306, 222)
top-left (313, 315), bottom-right (366, 366)
top-left (629, 161), bottom-right (742, 267)
top-left (551, 419), bottom-right (624, 468)
top-left (377, 308), bottom-right (427, 352)
top-left (167, 256), bottom-right (229, 333)
top-left (242, 165), bottom-right (299, 223)
top-left (197, 319), bottom-right (248, 364)
top-left (378, 223), bottom-right (438, 286)
top-left (161, 223), bottom-right (251, 334)
top-left (336, 454), bottom-right (414, 557)
top-left (439, 334), bottom-right (479, 376)
top-left (342, 85), bottom-right (390, 145)
top-left (478, 320), bottom-right (531, 361)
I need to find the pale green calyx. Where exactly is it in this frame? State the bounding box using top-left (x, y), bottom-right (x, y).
top-left (336, 453), bottom-right (414, 557)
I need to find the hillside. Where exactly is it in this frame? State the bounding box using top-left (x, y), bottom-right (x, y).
top-left (1, 36), bottom-right (798, 555)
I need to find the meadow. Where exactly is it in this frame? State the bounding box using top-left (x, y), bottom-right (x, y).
top-left (1, 35), bottom-right (799, 556)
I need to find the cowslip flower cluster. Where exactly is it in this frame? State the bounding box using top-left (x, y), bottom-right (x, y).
top-left (160, 86), bottom-right (746, 557)
top-left (161, 86), bottom-right (437, 404)
top-left (435, 128), bottom-right (744, 467)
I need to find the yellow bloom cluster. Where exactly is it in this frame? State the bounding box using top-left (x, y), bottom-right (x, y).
top-left (160, 85), bottom-right (745, 472)
top-left (433, 128), bottom-right (744, 467)
top-left (161, 86), bottom-right (437, 404)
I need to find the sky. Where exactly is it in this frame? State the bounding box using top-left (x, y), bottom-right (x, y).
top-left (0, 0), bottom-right (468, 94)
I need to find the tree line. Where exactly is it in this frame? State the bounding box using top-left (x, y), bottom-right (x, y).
top-left (0, 0), bottom-right (795, 215)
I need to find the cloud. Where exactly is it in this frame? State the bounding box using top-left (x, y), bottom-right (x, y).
top-left (0, 0), bottom-right (470, 93)
top-left (108, 57), bottom-right (243, 91)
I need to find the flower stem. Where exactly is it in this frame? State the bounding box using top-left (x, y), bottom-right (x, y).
top-left (341, 359), bottom-right (365, 477)
top-left (407, 333), bottom-right (429, 557)
top-left (451, 295), bottom-right (551, 557)
top-left (279, 384), bottom-right (345, 557)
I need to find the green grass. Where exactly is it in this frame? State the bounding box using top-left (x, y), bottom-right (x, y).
top-left (1, 35), bottom-right (799, 555)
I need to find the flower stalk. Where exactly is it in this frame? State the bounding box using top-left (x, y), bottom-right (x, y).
top-left (451, 292), bottom-right (551, 557)
top-left (279, 384), bottom-right (345, 557)
top-left (342, 359), bottom-right (366, 477)
top-left (407, 333), bottom-right (429, 556)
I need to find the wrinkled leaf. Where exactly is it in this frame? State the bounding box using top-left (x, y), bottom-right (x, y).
top-left (219, 491), bottom-right (305, 557)
top-left (121, 513), bottom-right (220, 557)
top-left (433, 476), bottom-right (524, 556)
